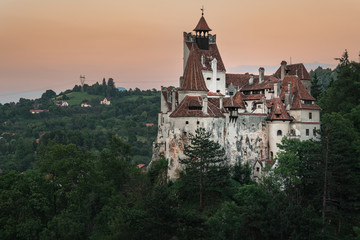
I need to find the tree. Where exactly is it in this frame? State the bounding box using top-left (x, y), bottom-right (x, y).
top-left (179, 128), bottom-right (230, 210)
top-left (41, 90), bottom-right (56, 101)
top-left (311, 72), bottom-right (322, 99)
top-left (107, 78), bottom-right (115, 88)
top-left (335, 49), bottom-right (350, 66)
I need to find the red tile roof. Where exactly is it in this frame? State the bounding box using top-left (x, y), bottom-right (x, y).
top-left (242, 94), bottom-right (265, 100)
top-left (170, 96), bottom-right (225, 118)
top-left (137, 164), bottom-right (147, 169)
top-left (233, 91), bottom-right (246, 109)
top-left (241, 76), bottom-right (278, 91)
top-left (267, 98), bottom-right (293, 121)
top-left (279, 76), bottom-right (321, 110)
top-left (193, 16), bottom-right (212, 31)
top-left (226, 73), bottom-right (250, 89)
top-left (185, 41), bottom-right (226, 72)
top-left (180, 46), bottom-right (209, 91)
top-left (274, 63), bottom-right (311, 80)
top-left (223, 97), bottom-right (244, 108)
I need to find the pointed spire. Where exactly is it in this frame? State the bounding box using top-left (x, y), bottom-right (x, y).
top-left (181, 45), bottom-right (209, 91)
top-left (194, 16), bottom-right (212, 31)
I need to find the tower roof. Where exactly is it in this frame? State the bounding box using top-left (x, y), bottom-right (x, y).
top-left (180, 46), bottom-right (209, 91)
top-left (193, 16), bottom-right (212, 31)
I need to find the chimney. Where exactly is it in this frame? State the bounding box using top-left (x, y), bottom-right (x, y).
top-left (171, 89), bottom-right (176, 111)
top-left (259, 67), bottom-right (265, 83)
top-left (179, 76), bottom-right (184, 88)
top-left (249, 74), bottom-right (254, 85)
top-left (280, 61), bottom-right (287, 80)
top-left (285, 92), bottom-right (291, 110)
top-left (202, 95), bottom-right (208, 114)
top-left (219, 96), bottom-right (223, 110)
top-left (212, 58), bottom-right (218, 92)
top-left (288, 82), bottom-right (293, 105)
top-left (273, 82), bottom-right (278, 97)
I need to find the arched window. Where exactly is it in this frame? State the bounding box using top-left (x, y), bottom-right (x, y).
top-left (277, 130), bottom-right (282, 136)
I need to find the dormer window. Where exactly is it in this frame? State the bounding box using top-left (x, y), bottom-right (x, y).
top-left (303, 100), bottom-right (313, 105)
top-left (275, 114), bottom-right (281, 118)
top-left (201, 55), bottom-right (206, 67)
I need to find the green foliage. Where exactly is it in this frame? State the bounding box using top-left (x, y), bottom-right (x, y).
top-left (311, 72), bottom-right (322, 99)
top-left (148, 157), bottom-right (168, 185)
top-left (231, 161), bottom-right (253, 185)
top-left (179, 128), bottom-right (230, 210)
top-left (319, 62), bottom-right (360, 114)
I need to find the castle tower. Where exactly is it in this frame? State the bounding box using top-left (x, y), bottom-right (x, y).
top-left (193, 13), bottom-right (212, 50)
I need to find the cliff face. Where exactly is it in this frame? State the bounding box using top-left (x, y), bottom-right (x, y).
top-left (151, 113), bottom-right (268, 181)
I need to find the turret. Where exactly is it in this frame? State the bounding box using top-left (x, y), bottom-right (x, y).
top-left (193, 13), bottom-right (212, 50)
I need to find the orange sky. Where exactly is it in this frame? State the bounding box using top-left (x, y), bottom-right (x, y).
top-left (1, 0), bottom-right (359, 103)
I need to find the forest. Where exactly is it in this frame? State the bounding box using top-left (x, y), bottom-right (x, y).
top-left (1, 53), bottom-right (360, 239)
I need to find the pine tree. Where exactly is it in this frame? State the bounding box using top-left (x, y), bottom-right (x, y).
top-left (311, 72), bottom-right (322, 99)
top-left (179, 127), bottom-right (229, 210)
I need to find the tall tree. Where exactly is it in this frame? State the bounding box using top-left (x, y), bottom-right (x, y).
top-left (179, 128), bottom-right (230, 210)
top-left (311, 72), bottom-right (322, 99)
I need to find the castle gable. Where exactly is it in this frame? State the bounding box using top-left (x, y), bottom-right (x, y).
top-left (180, 46), bottom-right (209, 91)
top-left (274, 63), bottom-right (311, 80)
top-left (268, 98), bottom-right (293, 121)
top-left (170, 96), bottom-right (225, 118)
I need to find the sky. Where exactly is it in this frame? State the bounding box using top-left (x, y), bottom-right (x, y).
top-left (1, 0), bottom-right (359, 103)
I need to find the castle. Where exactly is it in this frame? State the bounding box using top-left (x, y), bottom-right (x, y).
top-left (151, 13), bottom-right (321, 180)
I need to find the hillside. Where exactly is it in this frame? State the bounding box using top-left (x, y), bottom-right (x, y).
top-left (0, 83), bottom-right (160, 172)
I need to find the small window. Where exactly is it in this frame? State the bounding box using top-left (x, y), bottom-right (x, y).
top-left (183, 132), bottom-right (187, 137)
top-left (257, 104), bottom-right (261, 109)
top-left (277, 130), bottom-right (282, 136)
top-left (206, 77), bottom-right (211, 81)
top-left (306, 129), bottom-right (309, 136)
top-left (216, 90), bottom-right (220, 93)
top-left (270, 151), bottom-right (274, 159)
top-left (216, 78), bottom-right (220, 81)
top-left (275, 114), bottom-right (281, 118)
top-left (197, 121), bottom-right (200, 124)
top-left (309, 112), bottom-right (312, 119)
top-left (186, 121), bottom-right (189, 124)
top-left (256, 167), bottom-right (260, 172)
top-left (313, 128), bottom-right (317, 136)
top-left (229, 92), bottom-right (234, 96)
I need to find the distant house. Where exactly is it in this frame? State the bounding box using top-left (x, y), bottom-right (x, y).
top-left (145, 123), bottom-right (154, 127)
top-left (81, 102), bottom-right (91, 108)
top-left (56, 100), bottom-right (69, 107)
top-left (100, 97), bottom-right (111, 105)
top-left (30, 109), bottom-right (49, 114)
top-left (137, 164), bottom-right (147, 172)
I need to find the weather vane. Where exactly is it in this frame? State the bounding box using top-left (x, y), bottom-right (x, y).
top-left (201, 6), bottom-right (205, 16)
